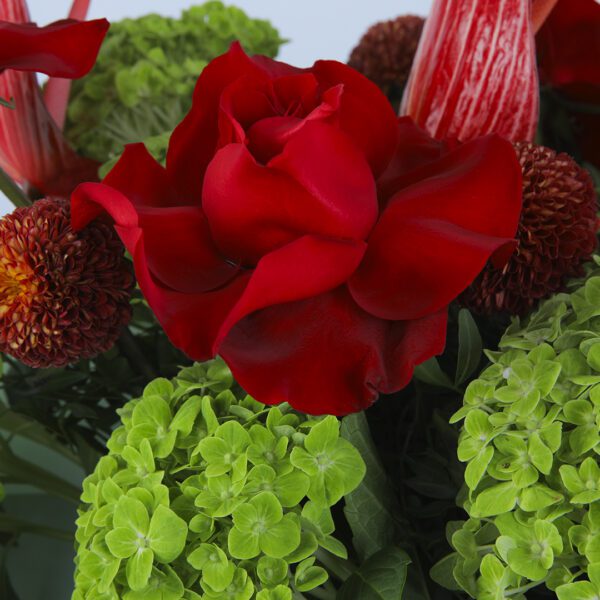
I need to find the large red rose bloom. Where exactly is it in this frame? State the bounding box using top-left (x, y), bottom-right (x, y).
top-left (72, 43), bottom-right (522, 415)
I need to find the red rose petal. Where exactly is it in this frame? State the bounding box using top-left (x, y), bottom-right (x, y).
top-left (312, 60), bottom-right (398, 176)
top-left (220, 288), bottom-right (448, 415)
top-left (348, 135), bottom-right (522, 320)
top-left (202, 122), bottom-right (377, 264)
top-left (213, 235), bottom-right (366, 351)
top-left (71, 182), bottom-right (237, 295)
top-left (103, 143), bottom-right (183, 208)
top-left (167, 42), bottom-right (263, 201)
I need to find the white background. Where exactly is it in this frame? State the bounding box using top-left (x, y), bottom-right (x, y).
top-left (0, 0), bottom-right (431, 215)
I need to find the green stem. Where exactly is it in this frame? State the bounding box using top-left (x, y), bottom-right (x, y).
top-left (117, 328), bottom-right (156, 381)
top-left (0, 444), bottom-right (81, 504)
top-left (506, 580), bottom-right (543, 596)
top-left (305, 587), bottom-right (335, 600)
top-left (0, 166), bottom-right (30, 208)
top-left (315, 548), bottom-right (355, 582)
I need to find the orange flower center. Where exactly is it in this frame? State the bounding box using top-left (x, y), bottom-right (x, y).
top-left (0, 248), bottom-right (37, 317)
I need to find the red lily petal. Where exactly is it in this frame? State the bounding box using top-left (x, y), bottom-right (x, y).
top-left (348, 135), bottom-right (522, 321)
top-left (202, 122), bottom-right (377, 264)
top-left (220, 288), bottom-right (448, 415)
top-left (0, 18), bottom-right (108, 77)
top-left (71, 183), bottom-right (247, 357)
top-left (213, 235), bottom-right (366, 351)
top-left (44, 0), bottom-right (96, 129)
top-left (312, 59), bottom-right (398, 176)
top-left (401, 0), bottom-right (539, 142)
top-left (0, 69), bottom-right (99, 196)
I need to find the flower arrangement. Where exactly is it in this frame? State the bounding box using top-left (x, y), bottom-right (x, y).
top-left (0, 0), bottom-right (598, 598)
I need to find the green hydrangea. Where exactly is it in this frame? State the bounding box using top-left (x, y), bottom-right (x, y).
top-left (432, 258), bottom-right (600, 598)
top-left (72, 359), bottom-right (365, 600)
top-left (64, 2), bottom-right (284, 162)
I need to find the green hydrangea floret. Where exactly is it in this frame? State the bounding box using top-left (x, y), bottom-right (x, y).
top-left (65, 1), bottom-right (285, 162)
top-left (433, 258), bottom-right (600, 599)
top-left (72, 359), bottom-right (365, 600)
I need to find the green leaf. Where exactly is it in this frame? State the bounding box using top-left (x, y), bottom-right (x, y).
top-left (341, 412), bottom-right (397, 562)
top-left (429, 554), bottom-right (461, 591)
top-left (105, 527), bottom-right (139, 559)
top-left (294, 557), bottom-right (328, 592)
top-left (465, 446), bottom-right (494, 490)
top-left (456, 309), bottom-right (483, 385)
top-left (126, 548), bottom-right (154, 591)
top-left (519, 484), bottom-right (563, 512)
top-left (471, 482), bottom-right (518, 517)
top-left (528, 433), bottom-right (553, 474)
top-left (337, 546), bottom-right (410, 600)
top-left (414, 357), bottom-right (456, 390)
top-left (257, 556), bottom-right (288, 586)
top-left (556, 581), bottom-right (600, 600)
top-left (147, 505), bottom-right (187, 563)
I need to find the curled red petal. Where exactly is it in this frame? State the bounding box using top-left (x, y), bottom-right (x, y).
top-left (220, 288), bottom-right (448, 415)
top-left (312, 59), bottom-right (398, 176)
top-left (202, 122), bottom-right (377, 264)
top-left (103, 143), bottom-right (183, 208)
top-left (0, 18), bottom-right (108, 77)
top-left (71, 183), bottom-right (248, 359)
top-left (349, 135), bottom-right (522, 321)
top-left (213, 235), bottom-right (366, 351)
top-left (401, 0), bottom-right (539, 142)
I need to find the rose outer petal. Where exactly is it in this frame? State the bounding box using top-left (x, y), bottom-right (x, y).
top-left (212, 235), bottom-right (367, 352)
top-left (221, 288), bottom-right (448, 415)
top-left (349, 135), bottom-right (522, 321)
top-left (202, 122), bottom-right (377, 264)
top-left (72, 183), bottom-right (237, 296)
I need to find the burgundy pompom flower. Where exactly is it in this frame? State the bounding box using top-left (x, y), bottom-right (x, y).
top-left (348, 15), bottom-right (424, 108)
top-left (0, 198), bottom-right (133, 368)
top-left (461, 142), bottom-right (598, 315)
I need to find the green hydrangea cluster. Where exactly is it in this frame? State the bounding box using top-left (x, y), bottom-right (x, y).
top-left (72, 359), bottom-right (365, 600)
top-left (64, 1), bottom-right (284, 162)
top-left (433, 258), bottom-right (600, 599)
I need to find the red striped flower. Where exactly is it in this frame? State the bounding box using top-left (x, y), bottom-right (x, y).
top-left (401, 0), bottom-right (540, 142)
top-left (0, 0), bottom-right (108, 198)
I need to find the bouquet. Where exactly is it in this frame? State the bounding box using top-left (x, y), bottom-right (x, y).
top-left (0, 0), bottom-right (598, 598)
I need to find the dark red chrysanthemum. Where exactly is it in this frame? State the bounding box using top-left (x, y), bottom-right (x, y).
top-left (348, 15), bottom-right (424, 108)
top-left (461, 142), bottom-right (598, 315)
top-left (0, 198), bottom-right (133, 367)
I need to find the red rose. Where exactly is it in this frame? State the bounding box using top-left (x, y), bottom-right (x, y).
top-left (72, 43), bottom-right (522, 415)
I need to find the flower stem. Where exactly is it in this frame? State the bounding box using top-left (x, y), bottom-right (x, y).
top-left (117, 328), bottom-right (156, 381)
top-left (0, 442), bottom-right (81, 504)
top-left (315, 548), bottom-right (355, 582)
top-left (0, 166), bottom-right (30, 208)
